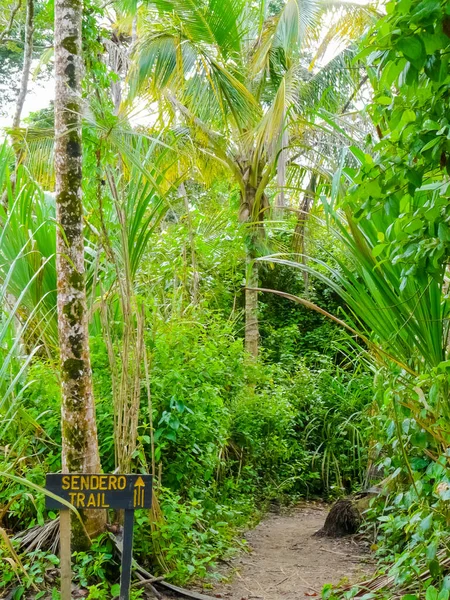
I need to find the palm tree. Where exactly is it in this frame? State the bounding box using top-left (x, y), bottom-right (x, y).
top-left (54, 0), bottom-right (105, 545)
top-left (127, 0), bottom-right (376, 357)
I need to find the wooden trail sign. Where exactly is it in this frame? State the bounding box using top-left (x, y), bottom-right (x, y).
top-left (46, 473), bottom-right (152, 600)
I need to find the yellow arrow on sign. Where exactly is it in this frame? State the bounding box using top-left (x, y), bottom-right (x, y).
top-left (133, 477), bottom-right (145, 507)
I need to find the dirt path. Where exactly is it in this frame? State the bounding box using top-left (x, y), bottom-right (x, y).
top-left (205, 503), bottom-right (374, 600)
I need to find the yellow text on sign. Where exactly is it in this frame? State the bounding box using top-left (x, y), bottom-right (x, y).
top-left (68, 492), bottom-right (111, 508)
top-left (61, 474), bottom-right (127, 491)
top-left (133, 477), bottom-right (146, 508)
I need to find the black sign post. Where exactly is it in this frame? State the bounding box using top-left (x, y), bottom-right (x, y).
top-left (46, 474), bottom-right (152, 600)
top-left (120, 509), bottom-right (135, 600)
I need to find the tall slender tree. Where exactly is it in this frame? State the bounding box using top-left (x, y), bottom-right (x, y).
top-left (54, 0), bottom-right (105, 543)
top-left (12, 0), bottom-right (34, 131)
top-left (128, 0), bottom-right (376, 357)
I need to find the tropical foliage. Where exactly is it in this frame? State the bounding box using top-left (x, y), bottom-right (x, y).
top-left (1, 0), bottom-right (450, 597)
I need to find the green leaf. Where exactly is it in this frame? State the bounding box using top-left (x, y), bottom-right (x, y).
top-left (401, 109), bottom-right (416, 125)
top-left (406, 169), bottom-right (423, 187)
top-left (397, 0), bottom-right (411, 14)
top-left (426, 541), bottom-right (438, 561)
top-left (404, 219), bottom-right (422, 234)
top-left (429, 558), bottom-right (441, 578)
top-left (421, 137), bottom-right (441, 152)
top-left (438, 222), bottom-right (450, 242)
top-left (410, 431), bottom-right (428, 448)
top-left (154, 428), bottom-right (164, 441)
top-left (410, 0), bottom-right (440, 23)
top-left (405, 62), bottom-right (419, 85)
top-left (429, 383), bottom-right (439, 404)
top-left (423, 119), bottom-right (440, 131)
top-left (420, 513), bottom-right (433, 532)
top-left (426, 586), bottom-right (439, 600)
top-left (411, 457), bottom-right (428, 470)
top-left (396, 36), bottom-right (426, 66)
top-left (169, 418), bottom-right (180, 431)
top-left (425, 54), bottom-right (444, 82)
top-left (111, 584), bottom-right (120, 596)
top-left (381, 58), bottom-right (407, 87)
top-left (372, 244), bottom-right (387, 258)
top-left (366, 179), bottom-right (382, 197)
top-left (349, 145), bottom-right (366, 164)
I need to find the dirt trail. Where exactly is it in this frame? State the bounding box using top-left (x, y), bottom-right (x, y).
top-left (206, 503), bottom-right (374, 600)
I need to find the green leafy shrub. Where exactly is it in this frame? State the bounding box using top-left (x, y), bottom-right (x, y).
top-left (146, 312), bottom-right (245, 494)
top-left (134, 488), bottom-right (251, 584)
top-left (230, 357), bottom-right (372, 499)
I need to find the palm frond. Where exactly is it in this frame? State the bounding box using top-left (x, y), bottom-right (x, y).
top-left (309, 4), bottom-right (377, 70)
top-left (274, 0), bottom-right (321, 56)
top-left (298, 45), bottom-right (361, 112)
top-left (143, 0), bottom-right (246, 56)
top-left (130, 27), bottom-right (260, 131)
top-left (259, 198), bottom-right (447, 373)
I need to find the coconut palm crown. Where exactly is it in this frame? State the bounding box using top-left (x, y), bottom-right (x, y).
top-left (127, 0), bottom-right (378, 356)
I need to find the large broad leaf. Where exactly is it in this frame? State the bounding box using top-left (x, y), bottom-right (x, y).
top-left (396, 36), bottom-right (426, 67)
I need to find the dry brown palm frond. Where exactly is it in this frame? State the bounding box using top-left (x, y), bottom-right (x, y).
top-left (13, 517), bottom-right (60, 554)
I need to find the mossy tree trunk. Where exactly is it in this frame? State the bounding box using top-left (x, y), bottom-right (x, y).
top-left (54, 0), bottom-right (105, 546)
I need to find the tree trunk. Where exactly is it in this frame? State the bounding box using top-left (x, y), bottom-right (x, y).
top-left (293, 174), bottom-right (317, 295)
top-left (245, 254), bottom-right (259, 358)
top-left (55, 0), bottom-right (105, 546)
top-left (12, 0), bottom-right (34, 130)
top-left (179, 182), bottom-right (199, 304)
top-left (242, 182), bottom-right (265, 358)
top-left (275, 123), bottom-right (288, 218)
top-left (3, 0), bottom-right (34, 209)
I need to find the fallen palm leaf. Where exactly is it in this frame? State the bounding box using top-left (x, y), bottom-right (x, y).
top-left (14, 517), bottom-right (60, 554)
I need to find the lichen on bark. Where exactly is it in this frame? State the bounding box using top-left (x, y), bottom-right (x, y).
top-left (54, 0), bottom-right (105, 548)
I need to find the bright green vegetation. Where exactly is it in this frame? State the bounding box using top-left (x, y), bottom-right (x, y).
top-left (0, 160), bottom-right (373, 592)
top-left (1, 0), bottom-right (450, 598)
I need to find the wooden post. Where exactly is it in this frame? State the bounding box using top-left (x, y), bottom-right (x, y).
top-left (119, 509), bottom-right (135, 600)
top-left (59, 509), bottom-right (72, 600)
